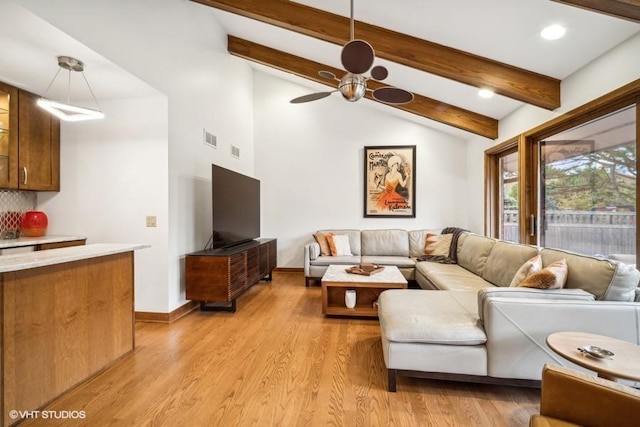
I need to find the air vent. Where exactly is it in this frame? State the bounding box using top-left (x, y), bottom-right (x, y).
top-left (203, 129), bottom-right (217, 148)
top-left (231, 145), bottom-right (240, 159)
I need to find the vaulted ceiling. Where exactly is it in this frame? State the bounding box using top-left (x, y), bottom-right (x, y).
top-left (191, 0), bottom-right (639, 139)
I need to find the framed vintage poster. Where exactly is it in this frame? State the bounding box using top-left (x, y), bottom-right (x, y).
top-left (364, 145), bottom-right (416, 217)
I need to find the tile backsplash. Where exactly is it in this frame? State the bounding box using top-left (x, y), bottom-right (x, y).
top-left (0, 190), bottom-right (36, 238)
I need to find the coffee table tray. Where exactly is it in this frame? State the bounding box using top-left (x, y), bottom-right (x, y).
top-left (345, 265), bottom-right (385, 276)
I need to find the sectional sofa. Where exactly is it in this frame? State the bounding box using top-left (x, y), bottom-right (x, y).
top-left (303, 228), bottom-right (640, 390)
top-left (303, 228), bottom-right (437, 286)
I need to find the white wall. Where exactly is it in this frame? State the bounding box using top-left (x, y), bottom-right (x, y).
top-left (254, 72), bottom-right (469, 267)
top-left (465, 32), bottom-right (640, 234)
top-left (17, 1), bottom-right (640, 306)
top-left (38, 96), bottom-right (170, 312)
top-left (19, 0), bottom-right (255, 312)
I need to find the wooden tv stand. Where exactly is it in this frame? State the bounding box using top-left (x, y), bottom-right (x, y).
top-left (185, 238), bottom-right (277, 312)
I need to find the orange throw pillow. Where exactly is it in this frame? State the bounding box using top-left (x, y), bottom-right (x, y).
top-left (313, 233), bottom-right (332, 256)
top-left (519, 259), bottom-right (568, 289)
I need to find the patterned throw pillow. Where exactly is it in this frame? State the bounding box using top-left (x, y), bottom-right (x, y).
top-left (326, 234), bottom-right (352, 256)
top-left (509, 255), bottom-right (543, 287)
top-left (518, 259), bottom-right (568, 289)
top-left (423, 233), bottom-right (453, 257)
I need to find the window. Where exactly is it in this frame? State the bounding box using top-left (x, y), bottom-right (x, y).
top-left (485, 79), bottom-right (639, 264)
top-left (486, 138), bottom-right (523, 242)
top-left (538, 106), bottom-right (636, 257)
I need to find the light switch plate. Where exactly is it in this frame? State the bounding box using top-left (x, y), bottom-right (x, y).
top-left (146, 216), bottom-right (157, 227)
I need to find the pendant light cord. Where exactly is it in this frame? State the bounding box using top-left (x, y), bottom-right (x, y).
top-left (40, 67), bottom-right (63, 100)
top-left (40, 63), bottom-right (102, 111)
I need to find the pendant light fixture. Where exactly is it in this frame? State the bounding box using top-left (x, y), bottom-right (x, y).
top-left (37, 56), bottom-right (104, 121)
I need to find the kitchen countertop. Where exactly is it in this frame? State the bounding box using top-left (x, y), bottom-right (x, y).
top-left (0, 235), bottom-right (87, 249)
top-left (0, 243), bottom-right (150, 273)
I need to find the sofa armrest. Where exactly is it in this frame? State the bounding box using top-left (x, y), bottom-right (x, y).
top-left (303, 242), bottom-right (320, 277)
top-left (478, 287), bottom-right (595, 323)
top-left (481, 297), bottom-right (640, 380)
top-left (306, 242), bottom-right (320, 260)
top-left (534, 364), bottom-right (640, 427)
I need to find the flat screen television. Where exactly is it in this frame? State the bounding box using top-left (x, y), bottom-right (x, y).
top-left (211, 164), bottom-right (260, 249)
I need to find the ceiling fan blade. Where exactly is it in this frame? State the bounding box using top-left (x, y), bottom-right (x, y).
top-left (372, 87), bottom-right (414, 105)
top-left (341, 39), bottom-right (375, 74)
top-left (371, 65), bottom-right (388, 81)
top-left (290, 91), bottom-right (334, 104)
top-left (318, 70), bottom-right (337, 80)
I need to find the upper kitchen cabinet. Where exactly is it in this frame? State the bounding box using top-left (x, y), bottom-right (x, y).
top-left (17, 89), bottom-right (60, 191)
top-left (0, 82), bottom-right (60, 191)
top-left (0, 81), bottom-right (19, 189)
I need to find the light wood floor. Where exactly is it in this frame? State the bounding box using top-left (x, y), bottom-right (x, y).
top-left (24, 271), bottom-right (540, 426)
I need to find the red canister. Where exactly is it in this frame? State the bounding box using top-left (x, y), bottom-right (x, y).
top-left (21, 211), bottom-right (48, 237)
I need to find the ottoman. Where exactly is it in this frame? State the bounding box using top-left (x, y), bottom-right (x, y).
top-left (378, 289), bottom-right (487, 391)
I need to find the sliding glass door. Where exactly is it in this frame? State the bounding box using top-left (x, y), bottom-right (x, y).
top-left (499, 150), bottom-right (519, 242)
top-left (538, 105), bottom-right (636, 258)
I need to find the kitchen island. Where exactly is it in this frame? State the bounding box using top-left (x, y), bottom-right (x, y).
top-left (0, 243), bottom-right (149, 427)
top-left (0, 235), bottom-right (86, 251)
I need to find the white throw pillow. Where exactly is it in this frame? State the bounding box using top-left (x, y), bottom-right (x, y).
top-left (509, 254), bottom-right (542, 287)
top-left (328, 234), bottom-right (352, 256)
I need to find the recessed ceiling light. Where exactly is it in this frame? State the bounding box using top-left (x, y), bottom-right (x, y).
top-left (478, 89), bottom-right (494, 99)
top-left (541, 24), bottom-right (566, 40)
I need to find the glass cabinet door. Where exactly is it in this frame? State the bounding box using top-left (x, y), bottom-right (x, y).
top-left (0, 82), bottom-right (18, 189)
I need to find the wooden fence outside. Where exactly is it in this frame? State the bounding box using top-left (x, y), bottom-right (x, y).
top-left (503, 210), bottom-right (635, 256)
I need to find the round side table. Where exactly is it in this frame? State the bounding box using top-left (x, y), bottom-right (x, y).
top-left (547, 331), bottom-right (640, 382)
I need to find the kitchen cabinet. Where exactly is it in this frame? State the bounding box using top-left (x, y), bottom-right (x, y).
top-left (0, 81), bottom-right (18, 189)
top-left (0, 81), bottom-right (60, 191)
top-left (17, 89), bottom-right (60, 191)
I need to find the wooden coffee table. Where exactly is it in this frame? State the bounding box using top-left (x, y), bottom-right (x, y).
top-left (547, 331), bottom-right (640, 382)
top-left (321, 264), bottom-right (407, 318)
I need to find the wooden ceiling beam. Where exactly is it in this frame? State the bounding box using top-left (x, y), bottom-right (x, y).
top-left (191, 0), bottom-right (561, 110)
top-left (552, 0), bottom-right (640, 23)
top-left (228, 36), bottom-right (498, 139)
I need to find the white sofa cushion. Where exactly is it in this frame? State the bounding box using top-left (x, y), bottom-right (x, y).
top-left (416, 262), bottom-right (493, 292)
top-left (456, 233), bottom-right (496, 276)
top-left (361, 255), bottom-right (416, 268)
top-left (361, 229), bottom-right (409, 257)
top-left (482, 241), bottom-right (539, 287)
top-left (378, 290), bottom-right (486, 345)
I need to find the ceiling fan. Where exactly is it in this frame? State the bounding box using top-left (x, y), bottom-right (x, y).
top-left (290, 0), bottom-right (414, 105)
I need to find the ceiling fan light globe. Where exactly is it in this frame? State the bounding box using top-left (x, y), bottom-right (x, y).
top-left (339, 73), bottom-right (367, 102)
